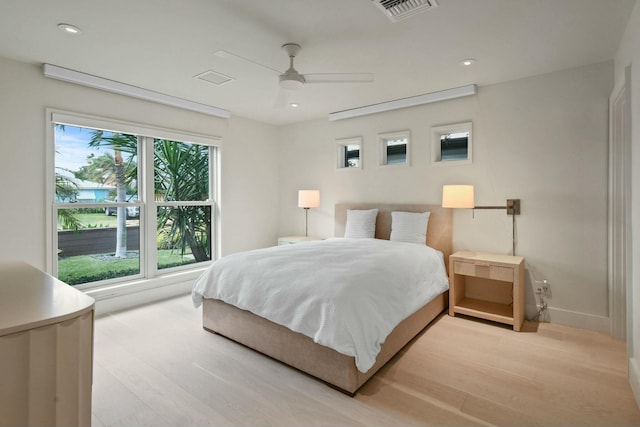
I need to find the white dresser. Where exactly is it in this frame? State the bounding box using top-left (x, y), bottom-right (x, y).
top-left (0, 262), bottom-right (95, 427)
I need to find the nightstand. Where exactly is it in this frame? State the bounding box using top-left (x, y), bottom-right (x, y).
top-left (449, 251), bottom-right (525, 331)
top-left (277, 236), bottom-right (322, 245)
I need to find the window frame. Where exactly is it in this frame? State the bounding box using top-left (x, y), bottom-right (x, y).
top-left (46, 109), bottom-right (221, 291)
top-left (378, 130), bottom-right (411, 167)
top-left (336, 136), bottom-right (363, 170)
top-left (149, 137), bottom-right (218, 275)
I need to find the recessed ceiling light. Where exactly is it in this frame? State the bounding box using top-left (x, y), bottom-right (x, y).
top-left (58, 23), bottom-right (81, 35)
top-left (290, 103), bottom-right (300, 108)
top-left (460, 59), bottom-right (476, 67)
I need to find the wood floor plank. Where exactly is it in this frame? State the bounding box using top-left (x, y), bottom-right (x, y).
top-left (92, 295), bottom-right (640, 427)
top-left (358, 376), bottom-right (492, 426)
top-left (91, 363), bottom-right (154, 427)
top-left (105, 360), bottom-right (235, 426)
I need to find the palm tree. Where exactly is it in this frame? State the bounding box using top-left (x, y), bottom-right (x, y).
top-left (88, 131), bottom-right (137, 258)
top-left (154, 139), bottom-right (211, 262)
top-left (75, 153), bottom-right (122, 187)
top-left (86, 133), bottom-right (211, 263)
top-left (55, 172), bottom-right (82, 230)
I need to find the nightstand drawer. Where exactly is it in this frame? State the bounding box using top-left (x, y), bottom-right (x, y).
top-left (453, 261), bottom-right (514, 282)
top-left (490, 266), bottom-right (514, 282)
top-left (453, 261), bottom-right (476, 276)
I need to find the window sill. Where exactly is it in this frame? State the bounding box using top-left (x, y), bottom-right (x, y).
top-left (87, 267), bottom-right (208, 315)
top-left (431, 159), bottom-right (472, 167)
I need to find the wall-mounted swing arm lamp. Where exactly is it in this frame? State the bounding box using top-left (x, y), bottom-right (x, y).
top-left (441, 185), bottom-right (520, 214)
top-left (298, 190), bottom-right (320, 237)
top-left (474, 199), bottom-right (521, 215)
top-left (441, 185), bottom-right (521, 255)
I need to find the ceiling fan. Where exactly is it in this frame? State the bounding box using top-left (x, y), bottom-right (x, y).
top-left (278, 43), bottom-right (373, 90)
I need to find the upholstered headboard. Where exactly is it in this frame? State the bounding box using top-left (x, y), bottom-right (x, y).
top-left (334, 203), bottom-right (453, 263)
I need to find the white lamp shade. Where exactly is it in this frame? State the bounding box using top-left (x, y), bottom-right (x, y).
top-left (442, 185), bottom-right (475, 209)
top-left (298, 190), bottom-right (320, 208)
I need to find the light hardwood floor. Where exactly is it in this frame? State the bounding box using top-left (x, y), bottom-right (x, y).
top-left (92, 295), bottom-right (640, 427)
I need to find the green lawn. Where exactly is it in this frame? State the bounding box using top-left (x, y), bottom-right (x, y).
top-left (75, 212), bottom-right (119, 228)
top-left (57, 212), bottom-right (204, 286)
top-left (58, 250), bottom-right (198, 286)
top-left (58, 211), bottom-right (120, 230)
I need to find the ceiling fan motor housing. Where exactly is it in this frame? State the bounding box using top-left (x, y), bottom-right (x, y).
top-left (279, 72), bottom-right (305, 89)
top-left (279, 43), bottom-right (305, 89)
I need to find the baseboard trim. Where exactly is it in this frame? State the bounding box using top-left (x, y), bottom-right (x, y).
top-left (630, 357), bottom-right (640, 409)
top-left (526, 304), bottom-right (611, 334)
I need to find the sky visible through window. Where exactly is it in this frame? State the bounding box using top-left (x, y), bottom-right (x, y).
top-left (55, 125), bottom-right (114, 172)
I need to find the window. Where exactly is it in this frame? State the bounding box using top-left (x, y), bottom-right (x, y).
top-left (336, 136), bottom-right (362, 169)
top-left (154, 139), bottom-right (212, 271)
top-left (48, 111), bottom-right (219, 288)
top-left (379, 130), bottom-right (410, 166)
top-left (431, 122), bottom-right (472, 165)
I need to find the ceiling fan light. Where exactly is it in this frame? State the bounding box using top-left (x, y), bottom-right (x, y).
top-left (279, 74), bottom-right (305, 90)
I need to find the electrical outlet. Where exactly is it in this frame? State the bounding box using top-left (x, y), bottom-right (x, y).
top-left (535, 279), bottom-right (551, 297)
top-left (534, 278), bottom-right (550, 322)
top-left (542, 280), bottom-right (550, 297)
top-left (536, 302), bottom-right (550, 322)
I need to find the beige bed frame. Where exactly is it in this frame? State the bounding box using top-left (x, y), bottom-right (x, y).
top-left (202, 203), bottom-right (452, 395)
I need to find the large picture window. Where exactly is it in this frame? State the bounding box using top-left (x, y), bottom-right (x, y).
top-left (49, 111), bottom-right (219, 288)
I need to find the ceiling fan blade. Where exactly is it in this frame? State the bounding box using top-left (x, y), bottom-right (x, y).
top-left (213, 49), bottom-right (282, 74)
top-left (302, 73), bottom-right (374, 83)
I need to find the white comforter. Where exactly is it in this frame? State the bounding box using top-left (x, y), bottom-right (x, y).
top-left (192, 238), bottom-right (449, 372)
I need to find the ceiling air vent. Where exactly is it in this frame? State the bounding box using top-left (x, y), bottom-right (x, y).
top-left (373, 0), bottom-right (438, 22)
top-left (194, 70), bottom-right (234, 86)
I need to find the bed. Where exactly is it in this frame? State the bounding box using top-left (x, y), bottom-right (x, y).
top-left (193, 203), bottom-right (452, 395)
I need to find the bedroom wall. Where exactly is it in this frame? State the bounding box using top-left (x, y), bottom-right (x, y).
top-left (0, 55), bottom-right (279, 309)
top-left (615, 0), bottom-right (640, 407)
top-left (276, 61), bottom-right (613, 332)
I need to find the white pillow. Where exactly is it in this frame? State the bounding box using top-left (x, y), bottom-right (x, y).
top-left (344, 208), bottom-right (378, 238)
top-left (390, 211), bottom-right (430, 244)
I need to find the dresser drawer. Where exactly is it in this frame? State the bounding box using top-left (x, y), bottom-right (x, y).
top-left (453, 261), bottom-right (514, 282)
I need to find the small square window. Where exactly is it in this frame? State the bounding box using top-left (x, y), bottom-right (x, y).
top-left (336, 136), bottom-right (362, 169)
top-left (379, 130), bottom-right (410, 166)
top-left (431, 122), bottom-right (472, 165)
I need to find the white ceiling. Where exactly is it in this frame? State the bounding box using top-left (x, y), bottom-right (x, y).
top-left (0, 0), bottom-right (635, 125)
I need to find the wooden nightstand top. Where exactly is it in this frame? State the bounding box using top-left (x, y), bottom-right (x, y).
top-left (450, 251), bottom-right (524, 267)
